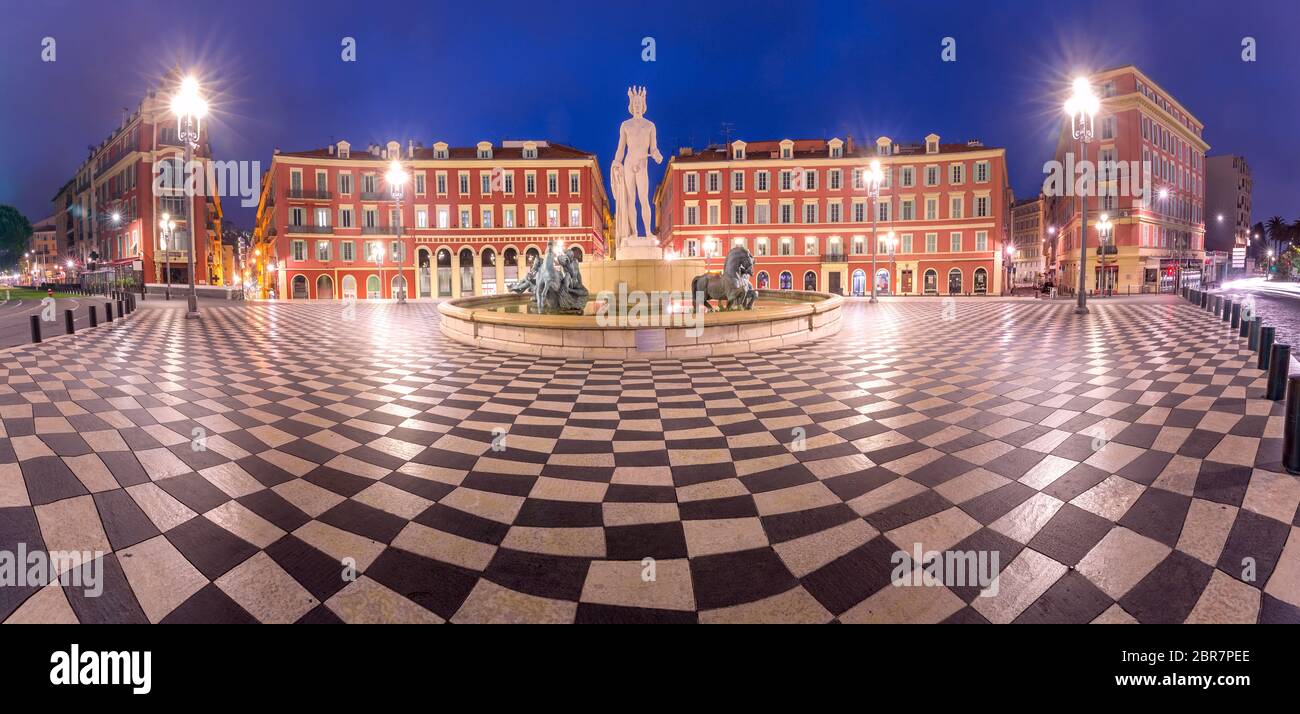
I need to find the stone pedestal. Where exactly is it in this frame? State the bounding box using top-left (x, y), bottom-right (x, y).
top-left (617, 235), bottom-right (664, 261)
top-left (584, 258), bottom-right (706, 296)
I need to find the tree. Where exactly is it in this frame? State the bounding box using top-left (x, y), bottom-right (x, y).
top-left (1266, 216), bottom-right (1288, 277)
top-left (0, 204), bottom-right (33, 268)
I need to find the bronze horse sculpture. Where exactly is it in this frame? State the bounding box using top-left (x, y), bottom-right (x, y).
top-left (692, 245), bottom-right (757, 311)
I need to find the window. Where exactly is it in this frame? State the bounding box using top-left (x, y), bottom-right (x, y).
top-left (547, 173), bottom-right (558, 194)
top-left (569, 172), bottom-right (580, 194)
top-left (526, 208), bottom-right (537, 227)
top-left (733, 171), bottom-right (744, 192)
top-left (780, 204), bottom-right (793, 224)
top-left (458, 173), bottom-right (469, 194)
top-left (315, 207), bottom-right (330, 227)
top-left (685, 173), bottom-right (698, 193)
top-left (291, 240), bottom-right (306, 261)
top-left (363, 209), bottom-right (378, 228)
top-left (503, 174), bottom-right (514, 194)
top-left (901, 234), bottom-right (913, 253)
top-left (316, 240), bottom-right (331, 261)
top-left (901, 199), bottom-right (914, 221)
top-left (950, 233), bottom-right (962, 252)
top-left (570, 207), bottom-right (581, 226)
top-left (901, 166), bottom-right (915, 187)
top-left (804, 170), bottom-right (817, 190)
top-left (925, 233), bottom-right (937, 253)
top-left (1101, 116), bottom-right (1116, 140)
top-left (733, 204), bottom-right (746, 224)
top-left (950, 164), bottom-right (964, 184)
top-left (390, 241), bottom-right (404, 263)
top-left (504, 208), bottom-right (515, 227)
top-left (950, 196), bottom-right (963, 219)
top-left (780, 171), bottom-right (792, 191)
top-left (877, 201), bottom-right (890, 222)
top-left (829, 169), bottom-right (841, 190)
top-left (315, 170), bottom-right (327, 191)
top-left (547, 208), bottom-right (559, 227)
top-left (974, 195), bottom-right (989, 218)
top-left (829, 203), bottom-right (841, 223)
top-left (481, 174), bottom-right (491, 194)
top-left (525, 173), bottom-right (536, 194)
top-left (416, 208), bottom-right (429, 228)
top-left (437, 207), bottom-right (449, 229)
top-left (482, 209), bottom-right (493, 228)
top-left (756, 171), bottom-right (769, 191)
top-left (803, 203), bottom-right (817, 223)
top-left (707, 172), bottom-right (720, 192)
top-left (804, 236), bottom-right (818, 255)
top-left (460, 209), bottom-right (471, 228)
top-left (975, 161), bottom-right (989, 183)
top-left (339, 208), bottom-right (354, 228)
top-left (415, 174), bottom-right (427, 195)
top-left (975, 231), bottom-right (988, 251)
top-left (341, 241), bottom-right (355, 261)
top-left (925, 166), bottom-right (939, 186)
top-left (756, 237), bottom-right (769, 256)
top-left (853, 202), bottom-right (866, 222)
top-left (754, 204), bottom-right (770, 224)
top-left (685, 205), bottom-right (698, 225)
top-left (436, 174), bottom-right (447, 195)
top-left (780, 238), bottom-right (792, 256)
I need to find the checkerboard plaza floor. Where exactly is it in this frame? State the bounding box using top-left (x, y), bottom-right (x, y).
top-left (1, 296), bottom-right (1298, 624)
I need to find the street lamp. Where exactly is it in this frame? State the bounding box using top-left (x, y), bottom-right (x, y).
top-left (372, 243), bottom-right (386, 298)
top-left (170, 75), bottom-right (208, 318)
top-left (1064, 76), bottom-right (1100, 314)
top-left (160, 213), bottom-right (176, 300)
top-left (385, 159), bottom-right (408, 302)
top-left (884, 231), bottom-right (896, 295)
top-left (865, 159), bottom-right (884, 303)
top-left (1096, 212), bottom-right (1113, 297)
top-left (1005, 243), bottom-right (1015, 295)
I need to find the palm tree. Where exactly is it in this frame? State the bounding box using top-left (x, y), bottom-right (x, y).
top-left (1267, 216), bottom-right (1288, 278)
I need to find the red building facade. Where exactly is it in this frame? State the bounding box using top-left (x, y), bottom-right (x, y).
top-left (52, 73), bottom-right (224, 287)
top-left (1050, 65), bottom-right (1208, 294)
top-left (253, 139), bottom-right (608, 300)
top-left (655, 135), bottom-right (1010, 296)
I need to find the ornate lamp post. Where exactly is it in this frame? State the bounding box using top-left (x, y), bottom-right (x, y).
top-left (866, 159), bottom-right (884, 303)
top-left (373, 243), bottom-right (386, 298)
top-left (159, 214), bottom-right (176, 300)
top-left (1064, 77), bottom-right (1100, 313)
top-left (170, 76), bottom-right (208, 318)
top-left (884, 231), bottom-right (896, 295)
top-left (1005, 243), bottom-right (1015, 295)
top-left (1096, 212), bottom-right (1113, 297)
top-left (385, 159), bottom-right (408, 303)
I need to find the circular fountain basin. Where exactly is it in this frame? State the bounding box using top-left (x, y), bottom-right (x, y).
top-left (438, 289), bottom-right (843, 359)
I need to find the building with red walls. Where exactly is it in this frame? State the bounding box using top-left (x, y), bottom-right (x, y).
top-left (251, 139), bottom-right (609, 300)
top-left (654, 135), bottom-right (1011, 296)
top-left (51, 71), bottom-right (224, 288)
top-left (1050, 65), bottom-right (1208, 295)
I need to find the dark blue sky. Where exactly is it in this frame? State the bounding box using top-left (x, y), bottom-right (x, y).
top-left (2, 0), bottom-right (1296, 229)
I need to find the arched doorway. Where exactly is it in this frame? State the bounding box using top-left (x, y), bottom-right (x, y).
top-left (757, 271), bottom-right (769, 290)
top-left (316, 274), bottom-right (335, 299)
top-left (875, 269), bottom-right (890, 295)
top-left (417, 248), bottom-right (432, 298)
top-left (342, 275), bottom-right (357, 299)
top-left (392, 275), bottom-right (408, 299)
top-left (459, 248), bottom-right (475, 295)
top-left (923, 269), bottom-right (938, 295)
top-left (947, 268), bottom-right (963, 295)
top-left (852, 269), bottom-right (866, 297)
top-left (366, 275), bottom-right (381, 299)
top-left (436, 249), bottom-right (452, 297)
top-left (803, 271), bottom-right (817, 291)
top-left (524, 247), bottom-right (540, 269)
top-left (779, 271), bottom-right (793, 290)
top-left (503, 248), bottom-right (520, 289)
top-left (291, 275), bottom-right (308, 300)
top-left (481, 248), bottom-right (497, 295)
top-left (973, 268), bottom-right (988, 295)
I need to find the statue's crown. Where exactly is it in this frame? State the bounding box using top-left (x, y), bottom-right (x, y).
top-left (627, 85), bottom-right (647, 102)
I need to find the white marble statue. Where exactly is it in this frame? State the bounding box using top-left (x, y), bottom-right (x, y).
top-left (611, 86), bottom-right (663, 255)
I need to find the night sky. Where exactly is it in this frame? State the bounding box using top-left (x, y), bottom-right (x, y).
top-left (1, 0), bottom-right (1295, 230)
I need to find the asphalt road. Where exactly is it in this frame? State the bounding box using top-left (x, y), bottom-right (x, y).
top-left (0, 293), bottom-right (127, 349)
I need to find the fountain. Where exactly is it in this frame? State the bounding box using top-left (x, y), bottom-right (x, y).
top-left (439, 86), bottom-right (842, 359)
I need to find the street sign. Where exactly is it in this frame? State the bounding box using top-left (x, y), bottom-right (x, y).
top-left (1231, 247), bottom-right (1246, 269)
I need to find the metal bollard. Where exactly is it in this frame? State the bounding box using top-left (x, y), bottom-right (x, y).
top-left (1240, 316), bottom-right (1251, 338)
top-left (1285, 376), bottom-right (1300, 474)
top-left (29, 315), bottom-right (41, 344)
top-left (1222, 299), bottom-right (1232, 322)
top-left (1213, 295), bottom-right (1221, 317)
top-left (105, 302), bottom-right (113, 322)
top-left (64, 309), bottom-right (74, 335)
top-left (117, 299), bottom-right (124, 317)
top-left (1231, 302), bottom-right (1241, 329)
top-left (1249, 319), bottom-right (1261, 351)
top-left (1259, 326), bottom-right (1276, 369)
top-left (1268, 345), bottom-right (1291, 401)
top-left (89, 306), bottom-right (97, 327)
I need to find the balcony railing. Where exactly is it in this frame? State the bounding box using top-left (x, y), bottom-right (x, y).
top-left (821, 253), bottom-right (848, 262)
top-left (287, 224), bottom-right (333, 234)
top-left (288, 189), bottom-right (333, 200)
top-left (361, 225), bottom-right (402, 235)
top-left (359, 191), bottom-right (392, 201)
